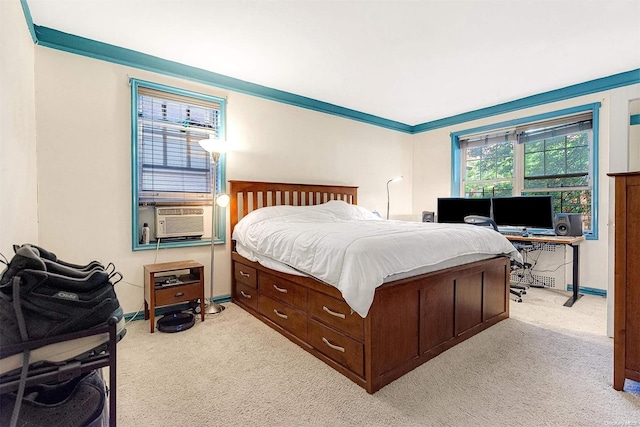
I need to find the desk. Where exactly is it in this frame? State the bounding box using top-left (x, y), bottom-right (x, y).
top-left (504, 234), bottom-right (585, 307)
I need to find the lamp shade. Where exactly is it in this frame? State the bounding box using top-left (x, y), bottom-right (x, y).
top-left (216, 193), bottom-right (230, 208)
top-left (198, 136), bottom-right (230, 154)
top-left (389, 175), bottom-right (403, 183)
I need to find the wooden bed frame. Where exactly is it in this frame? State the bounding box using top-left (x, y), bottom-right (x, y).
top-left (229, 180), bottom-right (510, 394)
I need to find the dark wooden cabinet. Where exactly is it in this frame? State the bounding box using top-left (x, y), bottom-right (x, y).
top-left (609, 171), bottom-right (640, 390)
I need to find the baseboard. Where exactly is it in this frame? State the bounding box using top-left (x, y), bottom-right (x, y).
top-left (566, 285), bottom-right (607, 298)
top-left (125, 294), bottom-right (232, 321)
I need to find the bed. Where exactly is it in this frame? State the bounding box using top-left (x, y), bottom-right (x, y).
top-left (229, 180), bottom-right (514, 394)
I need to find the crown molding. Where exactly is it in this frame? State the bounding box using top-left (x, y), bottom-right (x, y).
top-left (33, 25), bottom-right (413, 134)
top-left (20, 1), bottom-right (640, 136)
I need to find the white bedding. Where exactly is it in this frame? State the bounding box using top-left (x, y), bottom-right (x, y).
top-left (232, 200), bottom-right (522, 317)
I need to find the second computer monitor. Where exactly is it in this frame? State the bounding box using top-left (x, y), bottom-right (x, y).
top-left (491, 195), bottom-right (554, 230)
top-left (437, 197), bottom-right (492, 224)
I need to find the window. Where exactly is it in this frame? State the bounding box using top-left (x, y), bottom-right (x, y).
top-left (131, 79), bottom-right (227, 250)
top-left (453, 104), bottom-right (600, 237)
top-left (461, 132), bottom-right (514, 198)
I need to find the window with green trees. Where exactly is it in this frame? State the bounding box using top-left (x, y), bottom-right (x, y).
top-left (458, 111), bottom-right (594, 233)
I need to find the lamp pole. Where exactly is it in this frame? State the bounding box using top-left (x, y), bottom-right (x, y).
top-left (204, 151), bottom-right (225, 315)
top-left (386, 179), bottom-right (392, 220)
top-left (198, 135), bottom-right (229, 315)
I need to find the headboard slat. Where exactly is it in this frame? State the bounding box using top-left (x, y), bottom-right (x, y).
top-left (229, 180), bottom-right (358, 237)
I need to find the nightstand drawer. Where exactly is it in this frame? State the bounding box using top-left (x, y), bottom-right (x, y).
top-left (234, 263), bottom-right (257, 289)
top-left (234, 281), bottom-right (258, 311)
top-left (308, 290), bottom-right (364, 341)
top-left (259, 295), bottom-right (307, 341)
top-left (155, 282), bottom-right (201, 306)
top-left (309, 319), bottom-right (364, 377)
top-left (260, 273), bottom-right (308, 311)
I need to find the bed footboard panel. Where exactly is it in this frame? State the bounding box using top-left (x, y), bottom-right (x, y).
top-left (367, 256), bottom-right (509, 393)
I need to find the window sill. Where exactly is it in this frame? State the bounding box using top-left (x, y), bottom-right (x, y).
top-left (133, 237), bottom-right (225, 251)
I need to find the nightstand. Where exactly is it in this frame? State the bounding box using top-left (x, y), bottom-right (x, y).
top-left (143, 260), bottom-right (205, 333)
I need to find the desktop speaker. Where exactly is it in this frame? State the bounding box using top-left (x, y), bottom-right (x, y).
top-left (554, 213), bottom-right (583, 236)
top-left (422, 211), bottom-right (435, 222)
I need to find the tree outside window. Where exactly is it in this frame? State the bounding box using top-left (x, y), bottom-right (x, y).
top-left (458, 110), bottom-right (595, 233)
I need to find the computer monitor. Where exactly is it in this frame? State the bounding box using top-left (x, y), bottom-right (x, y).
top-left (491, 195), bottom-right (554, 230)
top-left (437, 197), bottom-right (492, 224)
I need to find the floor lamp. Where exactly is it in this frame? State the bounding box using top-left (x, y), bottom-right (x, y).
top-left (386, 176), bottom-right (403, 219)
top-left (198, 136), bottom-right (230, 315)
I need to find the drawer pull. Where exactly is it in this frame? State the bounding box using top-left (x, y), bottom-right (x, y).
top-left (273, 309), bottom-right (288, 319)
top-left (240, 290), bottom-right (252, 299)
top-left (239, 271), bottom-right (251, 278)
top-left (322, 305), bottom-right (346, 319)
top-left (322, 337), bottom-right (345, 353)
top-left (174, 292), bottom-right (184, 297)
top-left (273, 284), bottom-right (288, 293)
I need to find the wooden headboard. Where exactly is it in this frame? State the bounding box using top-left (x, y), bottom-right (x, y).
top-left (228, 180), bottom-right (358, 236)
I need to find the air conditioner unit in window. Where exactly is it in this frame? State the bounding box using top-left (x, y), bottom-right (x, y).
top-left (155, 207), bottom-right (205, 239)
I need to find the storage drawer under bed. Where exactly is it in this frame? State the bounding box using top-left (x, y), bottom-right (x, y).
top-left (259, 294), bottom-right (307, 341)
top-left (260, 273), bottom-right (308, 311)
top-left (308, 289), bottom-right (364, 341)
top-left (234, 281), bottom-right (258, 311)
top-left (234, 263), bottom-right (257, 289)
top-left (308, 319), bottom-right (364, 377)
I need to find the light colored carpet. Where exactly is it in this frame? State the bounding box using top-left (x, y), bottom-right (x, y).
top-left (115, 288), bottom-right (640, 426)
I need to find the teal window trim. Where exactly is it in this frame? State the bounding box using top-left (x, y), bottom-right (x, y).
top-left (450, 102), bottom-right (601, 240)
top-left (451, 135), bottom-right (462, 197)
top-left (130, 78), bottom-right (227, 251)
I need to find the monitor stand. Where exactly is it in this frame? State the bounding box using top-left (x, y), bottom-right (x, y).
top-left (520, 228), bottom-right (531, 237)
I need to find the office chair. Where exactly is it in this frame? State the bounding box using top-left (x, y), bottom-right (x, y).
top-left (463, 215), bottom-right (526, 303)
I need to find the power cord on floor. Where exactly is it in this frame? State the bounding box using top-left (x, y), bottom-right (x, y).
top-left (125, 301), bottom-right (145, 325)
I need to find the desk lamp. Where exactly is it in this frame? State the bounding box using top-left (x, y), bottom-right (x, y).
top-left (386, 176), bottom-right (403, 219)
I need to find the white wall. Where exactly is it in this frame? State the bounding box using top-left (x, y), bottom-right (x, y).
top-left (0, 0), bottom-right (39, 256)
top-left (33, 47), bottom-right (413, 314)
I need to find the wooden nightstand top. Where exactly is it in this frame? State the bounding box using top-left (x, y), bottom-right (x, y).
top-left (143, 260), bottom-right (203, 274)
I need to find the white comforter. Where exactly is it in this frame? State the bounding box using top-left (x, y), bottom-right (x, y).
top-left (232, 200), bottom-right (521, 317)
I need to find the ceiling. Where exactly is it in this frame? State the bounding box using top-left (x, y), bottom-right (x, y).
top-left (27, 0), bottom-right (640, 126)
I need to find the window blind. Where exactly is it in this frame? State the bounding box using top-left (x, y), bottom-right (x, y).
top-left (137, 86), bottom-right (222, 203)
top-left (520, 112), bottom-right (592, 190)
top-left (459, 129), bottom-right (516, 149)
top-left (517, 113), bottom-right (592, 144)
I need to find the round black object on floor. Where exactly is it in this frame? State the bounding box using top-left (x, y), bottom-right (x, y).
top-left (156, 311), bottom-right (195, 333)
